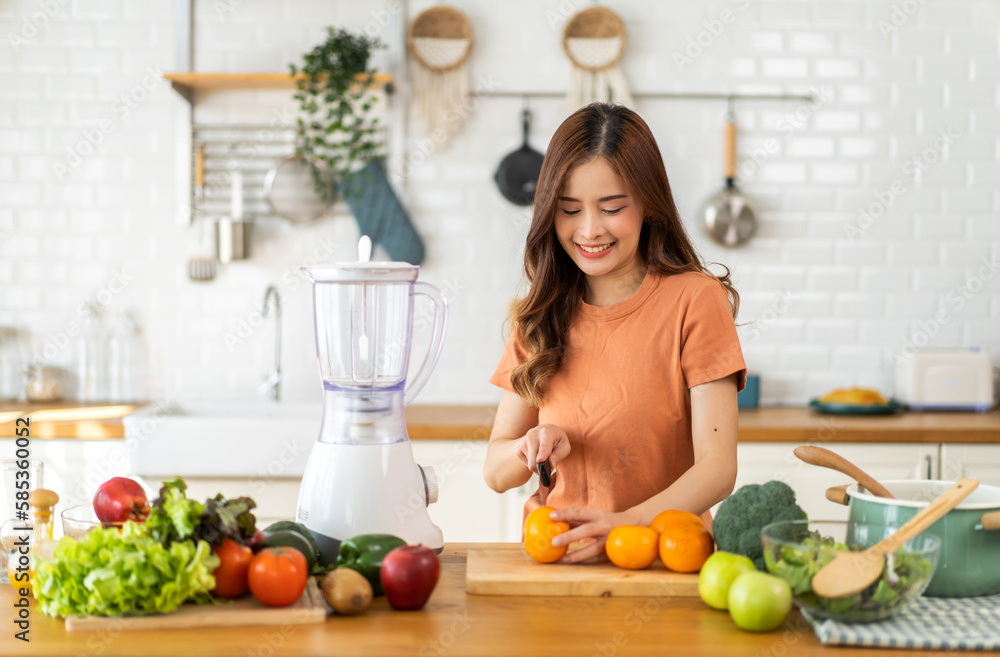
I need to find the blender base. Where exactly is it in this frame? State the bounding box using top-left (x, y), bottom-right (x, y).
top-left (296, 440), bottom-right (444, 565)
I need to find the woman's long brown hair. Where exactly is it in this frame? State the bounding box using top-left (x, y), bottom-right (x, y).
top-left (509, 102), bottom-right (740, 407)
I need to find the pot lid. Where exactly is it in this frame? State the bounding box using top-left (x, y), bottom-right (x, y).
top-left (847, 480), bottom-right (1000, 510)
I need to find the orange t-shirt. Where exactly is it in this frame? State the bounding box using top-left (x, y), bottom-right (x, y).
top-left (489, 270), bottom-right (747, 532)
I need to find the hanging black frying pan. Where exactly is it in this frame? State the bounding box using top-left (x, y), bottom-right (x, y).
top-left (494, 109), bottom-right (545, 206)
top-left (700, 109), bottom-right (759, 247)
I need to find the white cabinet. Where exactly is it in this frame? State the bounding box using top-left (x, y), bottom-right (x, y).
top-left (940, 444), bottom-right (1000, 486)
top-left (410, 440), bottom-right (534, 543)
top-left (714, 442), bottom-right (940, 522)
top-left (125, 438), bottom-right (534, 540)
top-left (32, 439), bottom-right (131, 510)
top-left (178, 478), bottom-right (301, 527)
top-left (503, 484), bottom-right (536, 541)
top-left (52, 437), bottom-right (988, 544)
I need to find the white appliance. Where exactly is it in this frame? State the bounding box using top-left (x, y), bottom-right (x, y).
top-left (296, 237), bottom-right (448, 564)
top-left (895, 348), bottom-right (998, 412)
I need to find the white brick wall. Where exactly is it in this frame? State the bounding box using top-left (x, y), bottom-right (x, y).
top-left (1, 0), bottom-right (998, 407)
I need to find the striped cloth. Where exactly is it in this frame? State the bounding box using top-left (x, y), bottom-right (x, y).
top-left (802, 594), bottom-right (1000, 650)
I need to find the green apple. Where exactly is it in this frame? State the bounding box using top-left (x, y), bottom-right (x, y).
top-left (698, 551), bottom-right (756, 610)
top-left (727, 571), bottom-right (792, 632)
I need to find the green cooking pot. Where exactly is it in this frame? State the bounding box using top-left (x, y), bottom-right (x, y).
top-left (828, 480), bottom-right (1000, 597)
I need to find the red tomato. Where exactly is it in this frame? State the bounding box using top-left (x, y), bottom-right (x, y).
top-left (248, 547), bottom-right (308, 607)
top-left (212, 539), bottom-right (254, 598)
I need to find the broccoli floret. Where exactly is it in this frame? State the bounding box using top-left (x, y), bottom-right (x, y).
top-left (712, 480), bottom-right (807, 571)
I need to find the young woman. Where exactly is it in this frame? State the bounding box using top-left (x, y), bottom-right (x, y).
top-left (483, 103), bottom-right (746, 565)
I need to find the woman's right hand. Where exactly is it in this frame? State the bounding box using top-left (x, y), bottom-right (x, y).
top-left (515, 424), bottom-right (570, 474)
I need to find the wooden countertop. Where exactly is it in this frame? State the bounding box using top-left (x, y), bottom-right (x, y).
top-left (406, 405), bottom-right (1000, 443)
top-left (0, 542), bottom-right (953, 657)
top-left (738, 406), bottom-right (1000, 443)
top-left (2, 402), bottom-right (998, 443)
top-left (0, 402), bottom-right (144, 439)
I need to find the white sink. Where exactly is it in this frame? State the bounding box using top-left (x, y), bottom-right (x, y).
top-left (124, 401), bottom-right (321, 478)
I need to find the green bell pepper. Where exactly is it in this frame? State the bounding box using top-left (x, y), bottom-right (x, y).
top-left (335, 534), bottom-right (406, 596)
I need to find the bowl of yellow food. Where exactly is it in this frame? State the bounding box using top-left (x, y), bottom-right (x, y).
top-left (810, 388), bottom-right (902, 415)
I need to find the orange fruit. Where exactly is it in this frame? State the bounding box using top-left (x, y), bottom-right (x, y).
top-left (524, 506), bottom-right (570, 563)
top-left (605, 525), bottom-right (658, 570)
top-left (650, 509), bottom-right (705, 536)
top-left (658, 513), bottom-right (714, 573)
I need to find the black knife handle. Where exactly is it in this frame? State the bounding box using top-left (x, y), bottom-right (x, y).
top-left (538, 459), bottom-right (552, 488)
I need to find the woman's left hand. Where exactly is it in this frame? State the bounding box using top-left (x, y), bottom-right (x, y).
top-left (548, 508), bottom-right (638, 564)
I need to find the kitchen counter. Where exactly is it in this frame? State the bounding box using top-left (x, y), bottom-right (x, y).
top-left (737, 406), bottom-right (1000, 443)
top-left (2, 402), bottom-right (998, 443)
top-left (0, 542), bottom-right (955, 657)
top-left (0, 402), bottom-right (143, 440)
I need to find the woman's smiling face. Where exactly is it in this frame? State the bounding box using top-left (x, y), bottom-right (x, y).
top-left (554, 157), bottom-right (644, 279)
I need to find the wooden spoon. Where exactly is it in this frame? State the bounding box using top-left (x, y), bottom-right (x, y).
top-left (794, 445), bottom-right (895, 499)
top-left (811, 478), bottom-right (979, 599)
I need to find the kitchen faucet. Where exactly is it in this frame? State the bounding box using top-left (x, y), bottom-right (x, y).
top-left (258, 285), bottom-right (281, 401)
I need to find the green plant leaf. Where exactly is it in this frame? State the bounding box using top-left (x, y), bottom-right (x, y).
top-left (289, 27), bottom-right (386, 199)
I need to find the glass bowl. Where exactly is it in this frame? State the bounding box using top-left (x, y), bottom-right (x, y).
top-left (61, 504), bottom-right (123, 539)
top-left (761, 520), bottom-right (940, 623)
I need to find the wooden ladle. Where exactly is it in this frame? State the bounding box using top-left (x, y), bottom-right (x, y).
top-left (811, 478), bottom-right (979, 598)
top-left (794, 445), bottom-right (895, 499)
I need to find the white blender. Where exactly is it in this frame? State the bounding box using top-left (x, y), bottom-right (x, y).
top-left (297, 236), bottom-right (448, 563)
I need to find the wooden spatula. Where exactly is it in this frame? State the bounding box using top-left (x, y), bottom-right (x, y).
top-left (794, 445), bottom-right (895, 499)
top-left (811, 478), bottom-right (978, 599)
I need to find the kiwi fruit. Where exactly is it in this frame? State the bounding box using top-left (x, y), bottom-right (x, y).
top-left (321, 568), bottom-right (373, 615)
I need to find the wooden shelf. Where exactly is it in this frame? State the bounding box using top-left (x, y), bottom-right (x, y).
top-left (164, 71), bottom-right (394, 101)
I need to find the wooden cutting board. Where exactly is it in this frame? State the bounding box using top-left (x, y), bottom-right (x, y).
top-left (466, 543), bottom-right (700, 597)
top-left (65, 577), bottom-right (327, 631)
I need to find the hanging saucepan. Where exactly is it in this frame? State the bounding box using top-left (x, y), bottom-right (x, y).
top-left (700, 108), bottom-right (758, 247)
top-left (827, 480), bottom-right (1000, 597)
top-left (494, 109), bottom-right (545, 206)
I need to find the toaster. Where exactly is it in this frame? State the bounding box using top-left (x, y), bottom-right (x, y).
top-left (894, 349), bottom-right (998, 412)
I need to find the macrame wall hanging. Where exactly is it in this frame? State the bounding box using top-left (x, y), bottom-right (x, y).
top-left (562, 6), bottom-right (634, 110)
top-left (407, 6), bottom-right (475, 145)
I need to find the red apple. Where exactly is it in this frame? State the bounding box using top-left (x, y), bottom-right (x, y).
top-left (379, 545), bottom-right (440, 611)
top-left (245, 528), bottom-right (265, 552)
top-left (93, 477), bottom-right (150, 523)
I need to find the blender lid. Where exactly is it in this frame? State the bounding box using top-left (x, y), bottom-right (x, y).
top-left (302, 262), bottom-right (419, 283)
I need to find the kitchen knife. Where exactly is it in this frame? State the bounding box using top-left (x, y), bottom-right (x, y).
top-left (538, 459), bottom-right (555, 488)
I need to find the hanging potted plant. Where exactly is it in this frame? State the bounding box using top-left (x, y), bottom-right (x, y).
top-left (290, 28), bottom-right (425, 264)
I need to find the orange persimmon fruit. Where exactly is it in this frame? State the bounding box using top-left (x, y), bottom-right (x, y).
top-left (656, 510), bottom-right (714, 573)
top-left (650, 509), bottom-right (705, 536)
top-left (605, 525), bottom-right (659, 570)
top-left (524, 506), bottom-right (570, 563)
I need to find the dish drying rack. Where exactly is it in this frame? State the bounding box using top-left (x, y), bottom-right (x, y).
top-left (189, 124), bottom-right (389, 222)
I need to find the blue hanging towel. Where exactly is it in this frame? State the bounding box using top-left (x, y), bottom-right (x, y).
top-left (341, 159), bottom-right (425, 265)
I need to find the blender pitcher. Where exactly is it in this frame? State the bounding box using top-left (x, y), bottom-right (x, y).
top-left (296, 238), bottom-right (448, 562)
